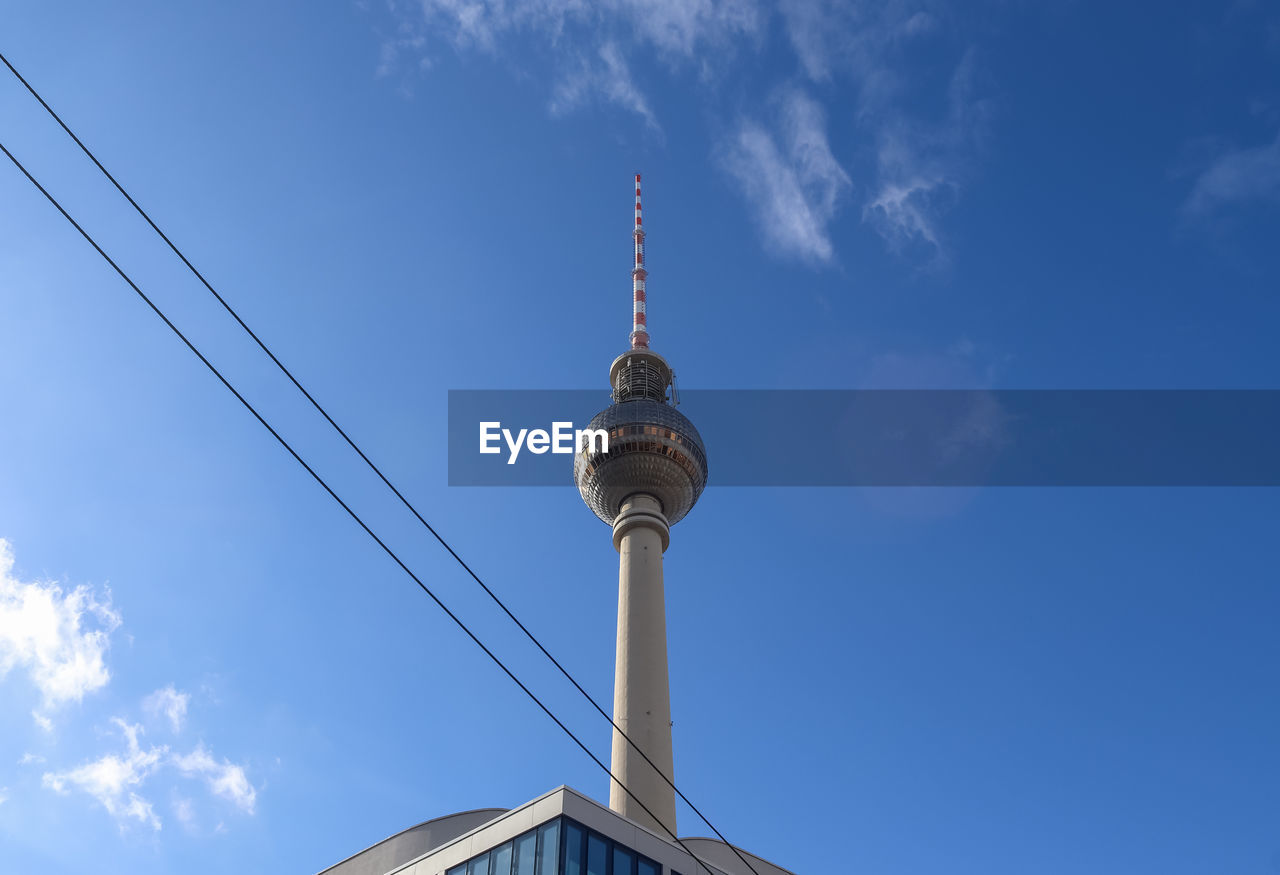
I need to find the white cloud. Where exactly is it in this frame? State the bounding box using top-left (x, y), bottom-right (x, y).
top-left (721, 89), bottom-right (852, 263)
top-left (173, 794), bottom-right (196, 829)
top-left (773, 3), bottom-right (990, 261)
top-left (143, 685), bottom-right (190, 734)
top-left (41, 719), bottom-right (258, 829)
top-left (380, 0), bottom-right (761, 124)
top-left (404, 0), bottom-right (758, 59)
top-left (779, 0), bottom-right (936, 101)
top-left (43, 719), bottom-right (167, 831)
top-left (3, 542), bottom-right (261, 831)
top-left (375, 0), bottom-right (988, 266)
top-left (0, 540), bottom-right (121, 727)
top-left (408, 0), bottom-right (581, 54)
top-left (861, 48), bottom-right (987, 258)
top-left (172, 744), bottom-right (257, 815)
top-left (120, 794), bottom-right (161, 831)
top-left (730, 6), bottom-right (986, 265)
top-left (610, 0), bottom-right (761, 59)
top-left (1183, 131), bottom-right (1280, 215)
top-left (0, 787), bottom-right (8, 805)
top-left (551, 41), bottom-right (659, 131)
top-left (863, 175), bottom-right (946, 252)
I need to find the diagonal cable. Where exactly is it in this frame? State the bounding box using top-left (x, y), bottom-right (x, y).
top-left (0, 137), bottom-right (730, 875)
top-left (0, 49), bottom-right (763, 875)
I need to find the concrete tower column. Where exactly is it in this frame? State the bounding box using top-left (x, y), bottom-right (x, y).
top-left (609, 493), bottom-right (676, 837)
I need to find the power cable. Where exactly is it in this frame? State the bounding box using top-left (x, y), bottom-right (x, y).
top-left (0, 137), bottom-right (731, 875)
top-left (0, 49), bottom-right (764, 875)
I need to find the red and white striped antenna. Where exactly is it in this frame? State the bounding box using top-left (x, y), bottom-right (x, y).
top-left (630, 173), bottom-right (650, 349)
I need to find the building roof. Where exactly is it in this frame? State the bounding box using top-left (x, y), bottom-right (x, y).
top-left (316, 787), bottom-right (796, 875)
top-left (319, 808), bottom-right (509, 875)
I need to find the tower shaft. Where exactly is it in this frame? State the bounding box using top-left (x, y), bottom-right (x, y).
top-left (609, 494), bottom-right (676, 836)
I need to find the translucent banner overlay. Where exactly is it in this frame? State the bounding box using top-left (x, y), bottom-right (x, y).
top-left (448, 390), bottom-right (1280, 486)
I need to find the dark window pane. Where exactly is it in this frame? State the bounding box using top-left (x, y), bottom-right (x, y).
top-left (447, 866), bottom-right (467, 875)
top-left (467, 852), bottom-right (490, 875)
top-left (586, 834), bottom-right (607, 875)
top-left (515, 832), bottom-right (537, 875)
top-left (612, 846), bottom-right (634, 875)
top-left (637, 862), bottom-right (658, 875)
top-left (537, 820), bottom-right (561, 875)
top-left (493, 841), bottom-right (513, 875)
top-left (563, 823), bottom-right (584, 875)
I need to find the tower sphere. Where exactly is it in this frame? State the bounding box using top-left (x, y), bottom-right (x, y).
top-left (574, 348), bottom-right (708, 527)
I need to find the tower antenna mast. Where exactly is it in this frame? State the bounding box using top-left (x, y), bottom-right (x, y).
top-left (631, 173), bottom-right (649, 349)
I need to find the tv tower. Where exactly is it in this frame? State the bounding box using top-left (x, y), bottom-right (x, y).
top-left (322, 177), bottom-right (793, 875)
top-left (574, 174), bottom-right (709, 838)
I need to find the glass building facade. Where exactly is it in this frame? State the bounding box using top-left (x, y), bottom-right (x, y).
top-left (445, 817), bottom-right (665, 875)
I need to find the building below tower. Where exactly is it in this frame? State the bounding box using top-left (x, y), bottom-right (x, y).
top-left (318, 786), bottom-right (795, 875)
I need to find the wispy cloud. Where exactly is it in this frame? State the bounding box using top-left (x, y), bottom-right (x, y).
top-left (172, 744), bottom-right (257, 815)
top-left (551, 41), bottom-right (660, 131)
top-left (862, 120), bottom-right (955, 257)
top-left (372, 0), bottom-right (989, 267)
top-left (143, 686), bottom-right (190, 734)
top-left (0, 540), bottom-right (121, 727)
top-left (862, 47), bottom-right (988, 260)
top-left (780, 0), bottom-right (937, 97)
top-left (774, 2), bottom-right (989, 262)
top-left (730, 4), bottom-right (986, 266)
top-left (1183, 131), bottom-right (1280, 215)
top-left (401, 0), bottom-right (759, 60)
top-left (172, 793), bottom-right (197, 832)
top-left (42, 719), bottom-right (258, 830)
top-left (863, 178), bottom-right (944, 251)
top-left (721, 89), bottom-right (852, 263)
top-left (379, 0), bottom-right (760, 124)
top-left (43, 719), bottom-right (167, 832)
top-left (4, 540), bottom-right (262, 833)
top-left (406, 0), bottom-right (582, 54)
top-left (615, 0), bottom-right (761, 58)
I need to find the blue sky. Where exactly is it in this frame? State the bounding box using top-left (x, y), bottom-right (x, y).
top-left (1, 1), bottom-right (1278, 873)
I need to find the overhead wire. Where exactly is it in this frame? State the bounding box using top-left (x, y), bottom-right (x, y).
top-left (0, 49), bottom-right (764, 875)
top-left (0, 137), bottom-right (732, 875)
top-left (0, 53), bottom-right (762, 875)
